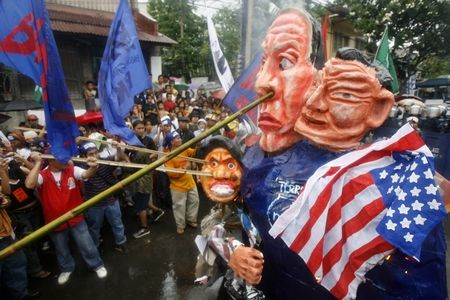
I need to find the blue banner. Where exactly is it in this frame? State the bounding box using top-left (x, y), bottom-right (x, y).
top-left (0, 0), bottom-right (78, 163)
top-left (98, 0), bottom-right (151, 146)
top-left (222, 52), bottom-right (262, 128)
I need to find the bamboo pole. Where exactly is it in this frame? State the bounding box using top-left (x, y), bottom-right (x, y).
top-left (15, 126), bottom-right (206, 164)
top-left (40, 154), bottom-right (212, 176)
top-left (0, 92), bottom-right (273, 259)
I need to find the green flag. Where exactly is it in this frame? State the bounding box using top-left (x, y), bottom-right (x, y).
top-left (34, 85), bottom-right (42, 103)
top-left (374, 28), bottom-right (399, 93)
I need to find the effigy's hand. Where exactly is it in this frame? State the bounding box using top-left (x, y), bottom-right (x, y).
top-left (229, 246), bottom-right (264, 285)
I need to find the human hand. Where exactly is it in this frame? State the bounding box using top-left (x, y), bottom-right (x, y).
top-left (0, 159), bottom-right (8, 174)
top-left (228, 246), bottom-right (264, 285)
top-left (30, 152), bottom-right (42, 163)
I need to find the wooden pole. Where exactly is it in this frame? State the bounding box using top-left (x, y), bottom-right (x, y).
top-left (0, 92), bottom-right (273, 259)
top-left (15, 126), bottom-right (206, 164)
top-left (40, 154), bottom-right (212, 176)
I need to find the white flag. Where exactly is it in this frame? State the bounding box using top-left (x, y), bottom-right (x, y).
top-left (207, 16), bottom-right (234, 93)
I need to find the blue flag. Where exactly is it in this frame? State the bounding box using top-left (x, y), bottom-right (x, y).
top-left (98, 0), bottom-right (151, 146)
top-left (0, 0), bottom-right (78, 163)
top-left (222, 52), bottom-right (262, 130)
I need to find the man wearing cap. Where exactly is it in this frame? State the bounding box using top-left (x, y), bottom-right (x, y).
top-left (79, 142), bottom-right (129, 252)
top-left (25, 114), bottom-right (43, 130)
top-left (177, 116), bottom-right (195, 144)
top-left (194, 118), bottom-right (207, 137)
top-left (25, 152), bottom-right (107, 285)
top-left (164, 131), bottom-right (199, 234)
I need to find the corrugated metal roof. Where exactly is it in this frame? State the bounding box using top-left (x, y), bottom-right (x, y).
top-left (46, 3), bottom-right (176, 45)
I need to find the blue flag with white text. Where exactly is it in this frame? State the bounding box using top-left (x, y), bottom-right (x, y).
top-left (0, 0), bottom-right (78, 163)
top-left (98, 0), bottom-right (151, 146)
top-left (222, 52), bottom-right (262, 130)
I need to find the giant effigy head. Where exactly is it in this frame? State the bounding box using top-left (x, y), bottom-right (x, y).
top-left (197, 136), bottom-right (243, 203)
top-left (255, 8), bottom-right (323, 153)
top-left (295, 48), bottom-right (395, 151)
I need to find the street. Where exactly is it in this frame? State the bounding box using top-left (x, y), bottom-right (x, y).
top-left (29, 196), bottom-right (450, 299)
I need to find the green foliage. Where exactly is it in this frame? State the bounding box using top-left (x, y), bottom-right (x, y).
top-left (335, 0), bottom-right (450, 80)
top-left (213, 7), bottom-right (241, 77)
top-left (148, 0), bottom-right (211, 79)
top-left (420, 56), bottom-right (450, 79)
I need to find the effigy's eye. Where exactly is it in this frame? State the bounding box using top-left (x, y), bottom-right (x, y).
top-left (279, 57), bottom-right (294, 70)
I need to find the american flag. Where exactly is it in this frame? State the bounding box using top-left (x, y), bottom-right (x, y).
top-left (269, 124), bottom-right (447, 300)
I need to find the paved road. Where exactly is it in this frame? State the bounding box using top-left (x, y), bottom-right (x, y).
top-left (31, 193), bottom-right (212, 300)
top-left (29, 198), bottom-right (450, 299)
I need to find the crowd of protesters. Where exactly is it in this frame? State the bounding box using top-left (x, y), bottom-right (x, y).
top-left (0, 75), bottom-right (251, 299)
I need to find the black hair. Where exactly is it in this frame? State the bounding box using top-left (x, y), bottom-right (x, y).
top-left (196, 136), bottom-right (243, 163)
top-left (335, 47), bottom-right (393, 91)
top-left (132, 120), bottom-right (145, 129)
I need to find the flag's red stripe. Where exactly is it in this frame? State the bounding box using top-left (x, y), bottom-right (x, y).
top-left (329, 236), bottom-right (393, 299)
top-left (319, 198), bottom-right (384, 276)
top-left (290, 151), bottom-right (386, 253)
top-left (384, 130), bottom-right (424, 153)
top-left (306, 174), bottom-right (375, 273)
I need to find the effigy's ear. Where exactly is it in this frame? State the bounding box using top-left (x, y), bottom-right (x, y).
top-left (367, 89), bottom-right (395, 129)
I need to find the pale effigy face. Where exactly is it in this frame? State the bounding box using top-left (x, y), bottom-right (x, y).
top-left (255, 11), bottom-right (314, 153)
top-left (200, 147), bottom-right (243, 203)
top-left (295, 58), bottom-right (394, 151)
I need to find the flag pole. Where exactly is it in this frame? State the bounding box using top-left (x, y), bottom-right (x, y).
top-left (0, 91), bottom-right (273, 260)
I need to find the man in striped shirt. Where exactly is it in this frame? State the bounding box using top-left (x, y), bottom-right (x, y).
top-left (81, 142), bottom-right (129, 253)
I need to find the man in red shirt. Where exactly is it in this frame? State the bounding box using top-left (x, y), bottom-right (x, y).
top-left (25, 153), bottom-right (107, 285)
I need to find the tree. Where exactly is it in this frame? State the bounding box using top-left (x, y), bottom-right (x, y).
top-left (148, 0), bottom-right (212, 79)
top-left (334, 0), bottom-right (450, 84)
top-left (213, 6), bottom-right (241, 77)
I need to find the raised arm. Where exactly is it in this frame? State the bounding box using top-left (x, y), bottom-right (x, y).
top-left (25, 152), bottom-right (42, 189)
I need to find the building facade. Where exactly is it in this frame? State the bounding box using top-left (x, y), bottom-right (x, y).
top-left (0, 0), bottom-right (175, 111)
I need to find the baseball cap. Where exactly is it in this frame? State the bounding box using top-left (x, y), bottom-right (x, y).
top-left (79, 142), bottom-right (98, 155)
top-left (161, 115), bottom-right (172, 126)
top-left (163, 131), bottom-right (180, 149)
top-left (27, 114), bottom-right (38, 121)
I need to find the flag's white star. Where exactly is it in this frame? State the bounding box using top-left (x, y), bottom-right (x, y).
top-left (421, 156), bottom-right (428, 164)
top-left (397, 189), bottom-right (407, 201)
top-left (427, 199), bottom-right (442, 210)
top-left (386, 219), bottom-right (397, 231)
top-left (379, 170), bottom-right (388, 179)
top-left (400, 154), bottom-right (411, 161)
top-left (410, 161), bottom-right (418, 171)
top-left (425, 184), bottom-right (438, 195)
top-left (387, 186), bottom-right (394, 194)
top-left (411, 200), bottom-right (424, 211)
top-left (394, 163), bottom-right (403, 170)
top-left (414, 214), bottom-right (427, 225)
top-left (386, 207), bottom-right (396, 217)
top-left (404, 232), bottom-right (414, 242)
top-left (408, 172), bottom-right (420, 183)
top-left (395, 186), bottom-right (404, 197)
top-left (400, 175), bottom-right (405, 183)
top-left (424, 168), bottom-right (433, 179)
top-left (400, 217), bottom-right (411, 228)
top-left (410, 186), bottom-right (421, 197)
top-left (398, 204), bottom-right (410, 214)
top-left (391, 173), bottom-right (400, 183)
